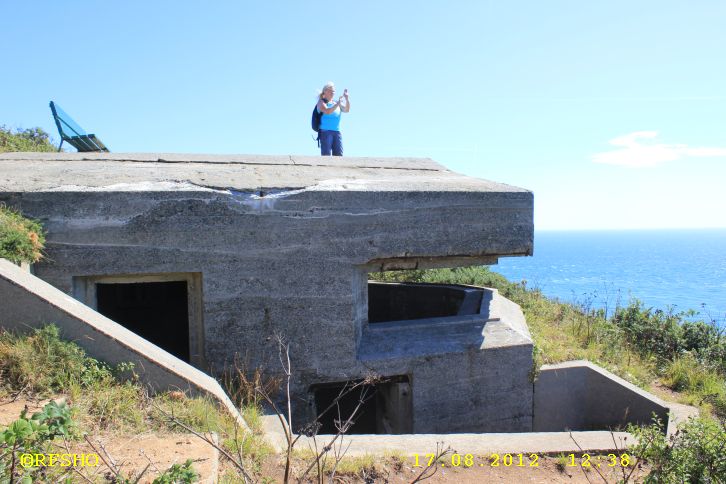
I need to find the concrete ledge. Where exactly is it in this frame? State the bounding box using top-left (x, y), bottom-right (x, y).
top-left (534, 361), bottom-right (670, 432)
top-left (0, 258), bottom-right (246, 429)
top-left (0, 153), bottom-right (534, 196)
top-left (261, 414), bottom-right (631, 456)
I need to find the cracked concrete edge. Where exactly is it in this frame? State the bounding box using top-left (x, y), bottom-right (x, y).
top-left (0, 258), bottom-right (248, 432)
top-left (0, 153), bottom-right (533, 194)
top-left (0, 152), bottom-right (446, 171)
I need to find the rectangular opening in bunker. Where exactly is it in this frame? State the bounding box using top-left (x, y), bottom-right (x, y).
top-left (311, 376), bottom-right (412, 434)
top-left (74, 273), bottom-right (204, 367)
top-left (96, 281), bottom-right (190, 362)
top-left (367, 275), bottom-right (484, 324)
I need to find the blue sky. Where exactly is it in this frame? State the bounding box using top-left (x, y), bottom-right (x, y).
top-left (2, 1), bottom-right (725, 230)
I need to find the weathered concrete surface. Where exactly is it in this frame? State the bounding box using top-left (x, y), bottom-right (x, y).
top-left (0, 153), bottom-right (530, 193)
top-left (533, 361), bottom-right (670, 432)
top-left (358, 288), bottom-right (533, 433)
top-left (0, 258), bottom-right (245, 428)
top-left (262, 414), bottom-right (631, 456)
top-left (0, 153), bottom-right (534, 432)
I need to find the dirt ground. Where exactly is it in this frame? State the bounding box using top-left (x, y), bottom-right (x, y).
top-left (0, 396), bottom-right (217, 483)
top-left (2, 396), bottom-right (649, 483)
top-left (258, 452), bottom-right (650, 483)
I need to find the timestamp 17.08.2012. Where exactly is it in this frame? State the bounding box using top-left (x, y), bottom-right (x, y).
top-left (411, 453), bottom-right (633, 468)
top-left (412, 453), bottom-right (540, 468)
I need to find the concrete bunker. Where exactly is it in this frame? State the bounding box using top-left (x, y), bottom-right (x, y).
top-left (0, 153), bottom-right (533, 434)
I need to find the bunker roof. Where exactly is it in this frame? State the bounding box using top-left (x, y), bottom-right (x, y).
top-left (0, 153), bottom-right (530, 194)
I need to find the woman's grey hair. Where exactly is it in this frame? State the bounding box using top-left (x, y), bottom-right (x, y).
top-left (318, 81), bottom-right (335, 100)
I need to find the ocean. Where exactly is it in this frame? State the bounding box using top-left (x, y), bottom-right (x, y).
top-left (490, 229), bottom-right (726, 324)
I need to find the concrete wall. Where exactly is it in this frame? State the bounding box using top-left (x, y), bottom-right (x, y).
top-left (357, 288), bottom-right (533, 433)
top-left (534, 361), bottom-right (670, 432)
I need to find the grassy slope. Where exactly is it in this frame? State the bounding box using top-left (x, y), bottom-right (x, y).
top-left (0, 326), bottom-right (271, 476)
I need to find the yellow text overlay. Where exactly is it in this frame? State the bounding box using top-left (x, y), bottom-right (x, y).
top-left (19, 453), bottom-right (100, 468)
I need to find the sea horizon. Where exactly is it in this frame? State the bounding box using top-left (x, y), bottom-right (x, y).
top-left (491, 228), bottom-right (726, 325)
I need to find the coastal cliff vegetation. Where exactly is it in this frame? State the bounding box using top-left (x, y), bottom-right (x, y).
top-left (0, 126), bottom-right (56, 153)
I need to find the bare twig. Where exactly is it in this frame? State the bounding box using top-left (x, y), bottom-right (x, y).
top-left (609, 430), bottom-right (633, 482)
top-left (410, 442), bottom-right (453, 483)
top-left (277, 333), bottom-right (294, 484)
top-left (131, 464), bottom-right (152, 484)
top-left (95, 420), bottom-right (154, 483)
top-left (6, 382), bottom-right (30, 403)
top-left (329, 437), bottom-right (352, 482)
top-left (233, 421), bottom-right (246, 471)
top-left (568, 432), bottom-right (606, 483)
top-left (57, 437), bottom-right (95, 484)
top-left (84, 435), bottom-right (125, 481)
top-left (139, 448), bottom-right (162, 475)
top-left (253, 335), bottom-right (390, 484)
top-left (622, 428), bottom-right (659, 483)
top-left (297, 387), bottom-right (371, 483)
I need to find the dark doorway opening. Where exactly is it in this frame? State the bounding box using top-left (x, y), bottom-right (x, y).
top-left (96, 281), bottom-right (190, 362)
top-left (311, 376), bottom-right (412, 434)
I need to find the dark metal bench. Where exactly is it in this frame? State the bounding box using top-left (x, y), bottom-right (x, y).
top-left (49, 101), bottom-right (109, 152)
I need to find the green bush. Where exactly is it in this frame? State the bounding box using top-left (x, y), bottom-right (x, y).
top-left (681, 320), bottom-right (726, 373)
top-left (152, 459), bottom-right (198, 484)
top-left (612, 301), bottom-right (685, 361)
top-left (0, 205), bottom-right (45, 264)
top-left (0, 126), bottom-right (56, 153)
top-left (0, 401), bottom-right (76, 483)
top-left (629, 417), bottom-right (726, 483)
top-left (370, 266), bottom-right (517, 294)
top-left (612, 301), bottom-right (726, 374)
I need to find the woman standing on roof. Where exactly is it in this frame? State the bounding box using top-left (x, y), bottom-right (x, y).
top-left (317, 82), bottom-right (349, 156)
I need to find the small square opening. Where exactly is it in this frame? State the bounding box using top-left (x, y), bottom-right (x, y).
top-left (311, 376), bottom-right (412, 434)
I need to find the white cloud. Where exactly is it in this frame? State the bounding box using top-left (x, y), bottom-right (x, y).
top-left (592, 131), bottom-right (726, 167)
